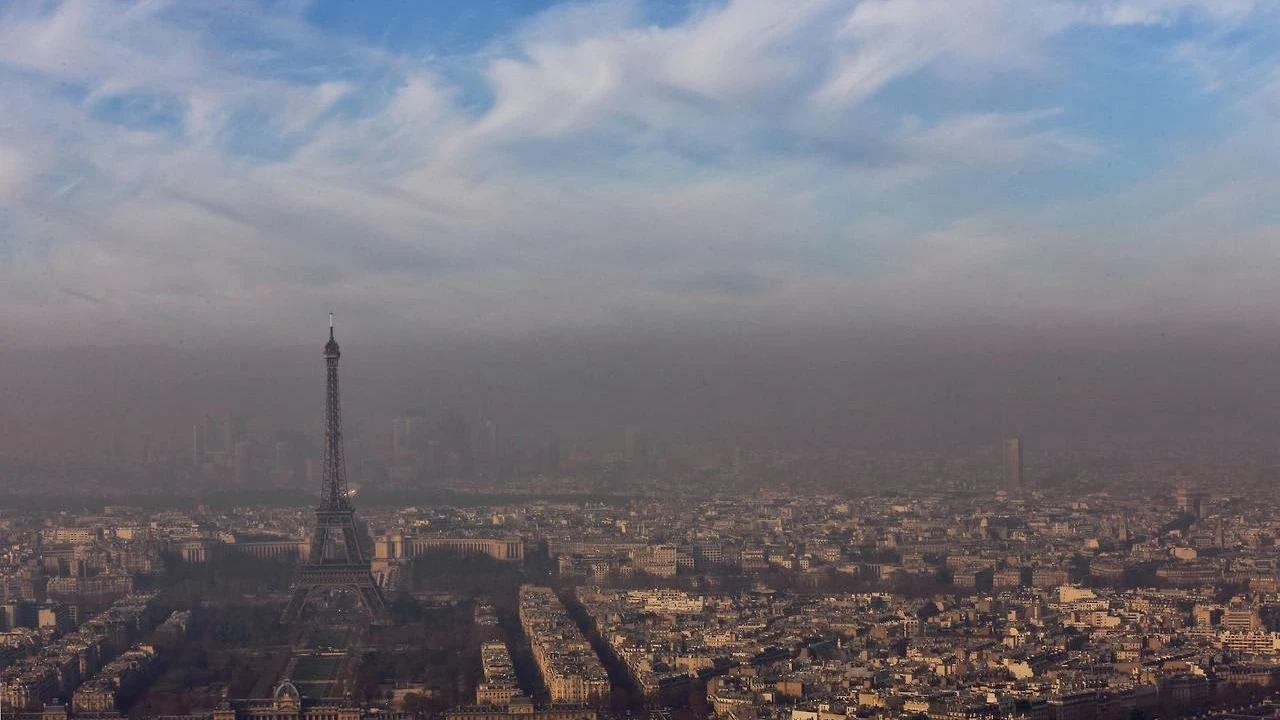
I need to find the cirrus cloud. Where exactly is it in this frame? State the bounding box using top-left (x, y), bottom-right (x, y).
top-left (0, 0), bottom-right (1277, 345)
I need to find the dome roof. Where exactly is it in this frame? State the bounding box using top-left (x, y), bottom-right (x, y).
top-left (274, 679), bottom-right (301, 703)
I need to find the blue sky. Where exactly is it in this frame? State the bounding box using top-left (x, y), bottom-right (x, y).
top-left (1, 0), bottom-right (1279, 345)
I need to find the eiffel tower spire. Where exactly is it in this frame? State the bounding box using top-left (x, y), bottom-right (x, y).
top-left (321, 312), bottom-right (349, 511)
top-left (281, 316), bottom-right (387, 623)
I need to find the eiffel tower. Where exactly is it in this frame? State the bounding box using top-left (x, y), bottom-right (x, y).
top-left (281, 315), bottom-right (387, 623)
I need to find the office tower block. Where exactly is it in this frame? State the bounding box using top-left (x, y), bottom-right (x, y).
top-left (1003, 437), bottom-right (1023, 489)
top-left (192, 424), bottom-right (205, 466)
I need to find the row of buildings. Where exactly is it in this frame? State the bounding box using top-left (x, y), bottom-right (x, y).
top-left (571, 584), bottom-right (1280, 720)
top-left (518, 586), bottom-right (610, 706)
top-left (476, 641), bottom-right (521, 707)
top-left (71, 610), bottom-right (191, 713)
top-left (0, 592), bottom-right (162, 711)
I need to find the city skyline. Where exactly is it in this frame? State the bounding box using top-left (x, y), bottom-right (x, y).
top-left (9, 321), bottom-right (1280, 469)
top-left (6, 4), bottom-right (1280, 720)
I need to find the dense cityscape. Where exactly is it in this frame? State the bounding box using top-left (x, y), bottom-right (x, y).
top-left (5, 1), bottom-right (1280, 720)
top-left (2, 442), bottom-right (1280, 720)
top-left (0, 324), bottom-right (1278, 720)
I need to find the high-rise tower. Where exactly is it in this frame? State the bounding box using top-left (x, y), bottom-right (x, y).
top-left (281, 316), bottom-right (387, 623)
top-left (1002, 437), bottom-right (1023, 490)
top-left (1174, 480), bottom-right (1205, 519)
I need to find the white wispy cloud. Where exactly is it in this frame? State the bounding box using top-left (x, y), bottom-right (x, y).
top-left (0, 0), bottom-right (1276, 345)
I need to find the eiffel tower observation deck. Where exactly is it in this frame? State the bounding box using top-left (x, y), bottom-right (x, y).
top-left (281, 315), bottom-right (387, 623)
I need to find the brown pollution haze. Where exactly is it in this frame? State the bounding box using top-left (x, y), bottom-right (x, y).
top-left (2, 320), bottom-right (1279, 466)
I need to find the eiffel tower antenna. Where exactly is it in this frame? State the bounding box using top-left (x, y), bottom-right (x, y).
top-left (281, 315), bottom-right (387, 623)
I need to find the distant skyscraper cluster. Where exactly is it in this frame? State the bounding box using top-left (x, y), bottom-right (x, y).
top-left (625, 426), bottom-right (651, 473)
top-left (183, 395), bottom-right (679, 492)
top-left (190, 414), bottom-right (314, 487)
top-left (387, 410), bottom-right (476, 482)
top-left (191, 415), bottom-right (246, 470)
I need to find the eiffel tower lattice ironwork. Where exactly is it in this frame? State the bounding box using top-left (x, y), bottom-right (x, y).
top-left (281, 315), bottom-right (387, 623)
